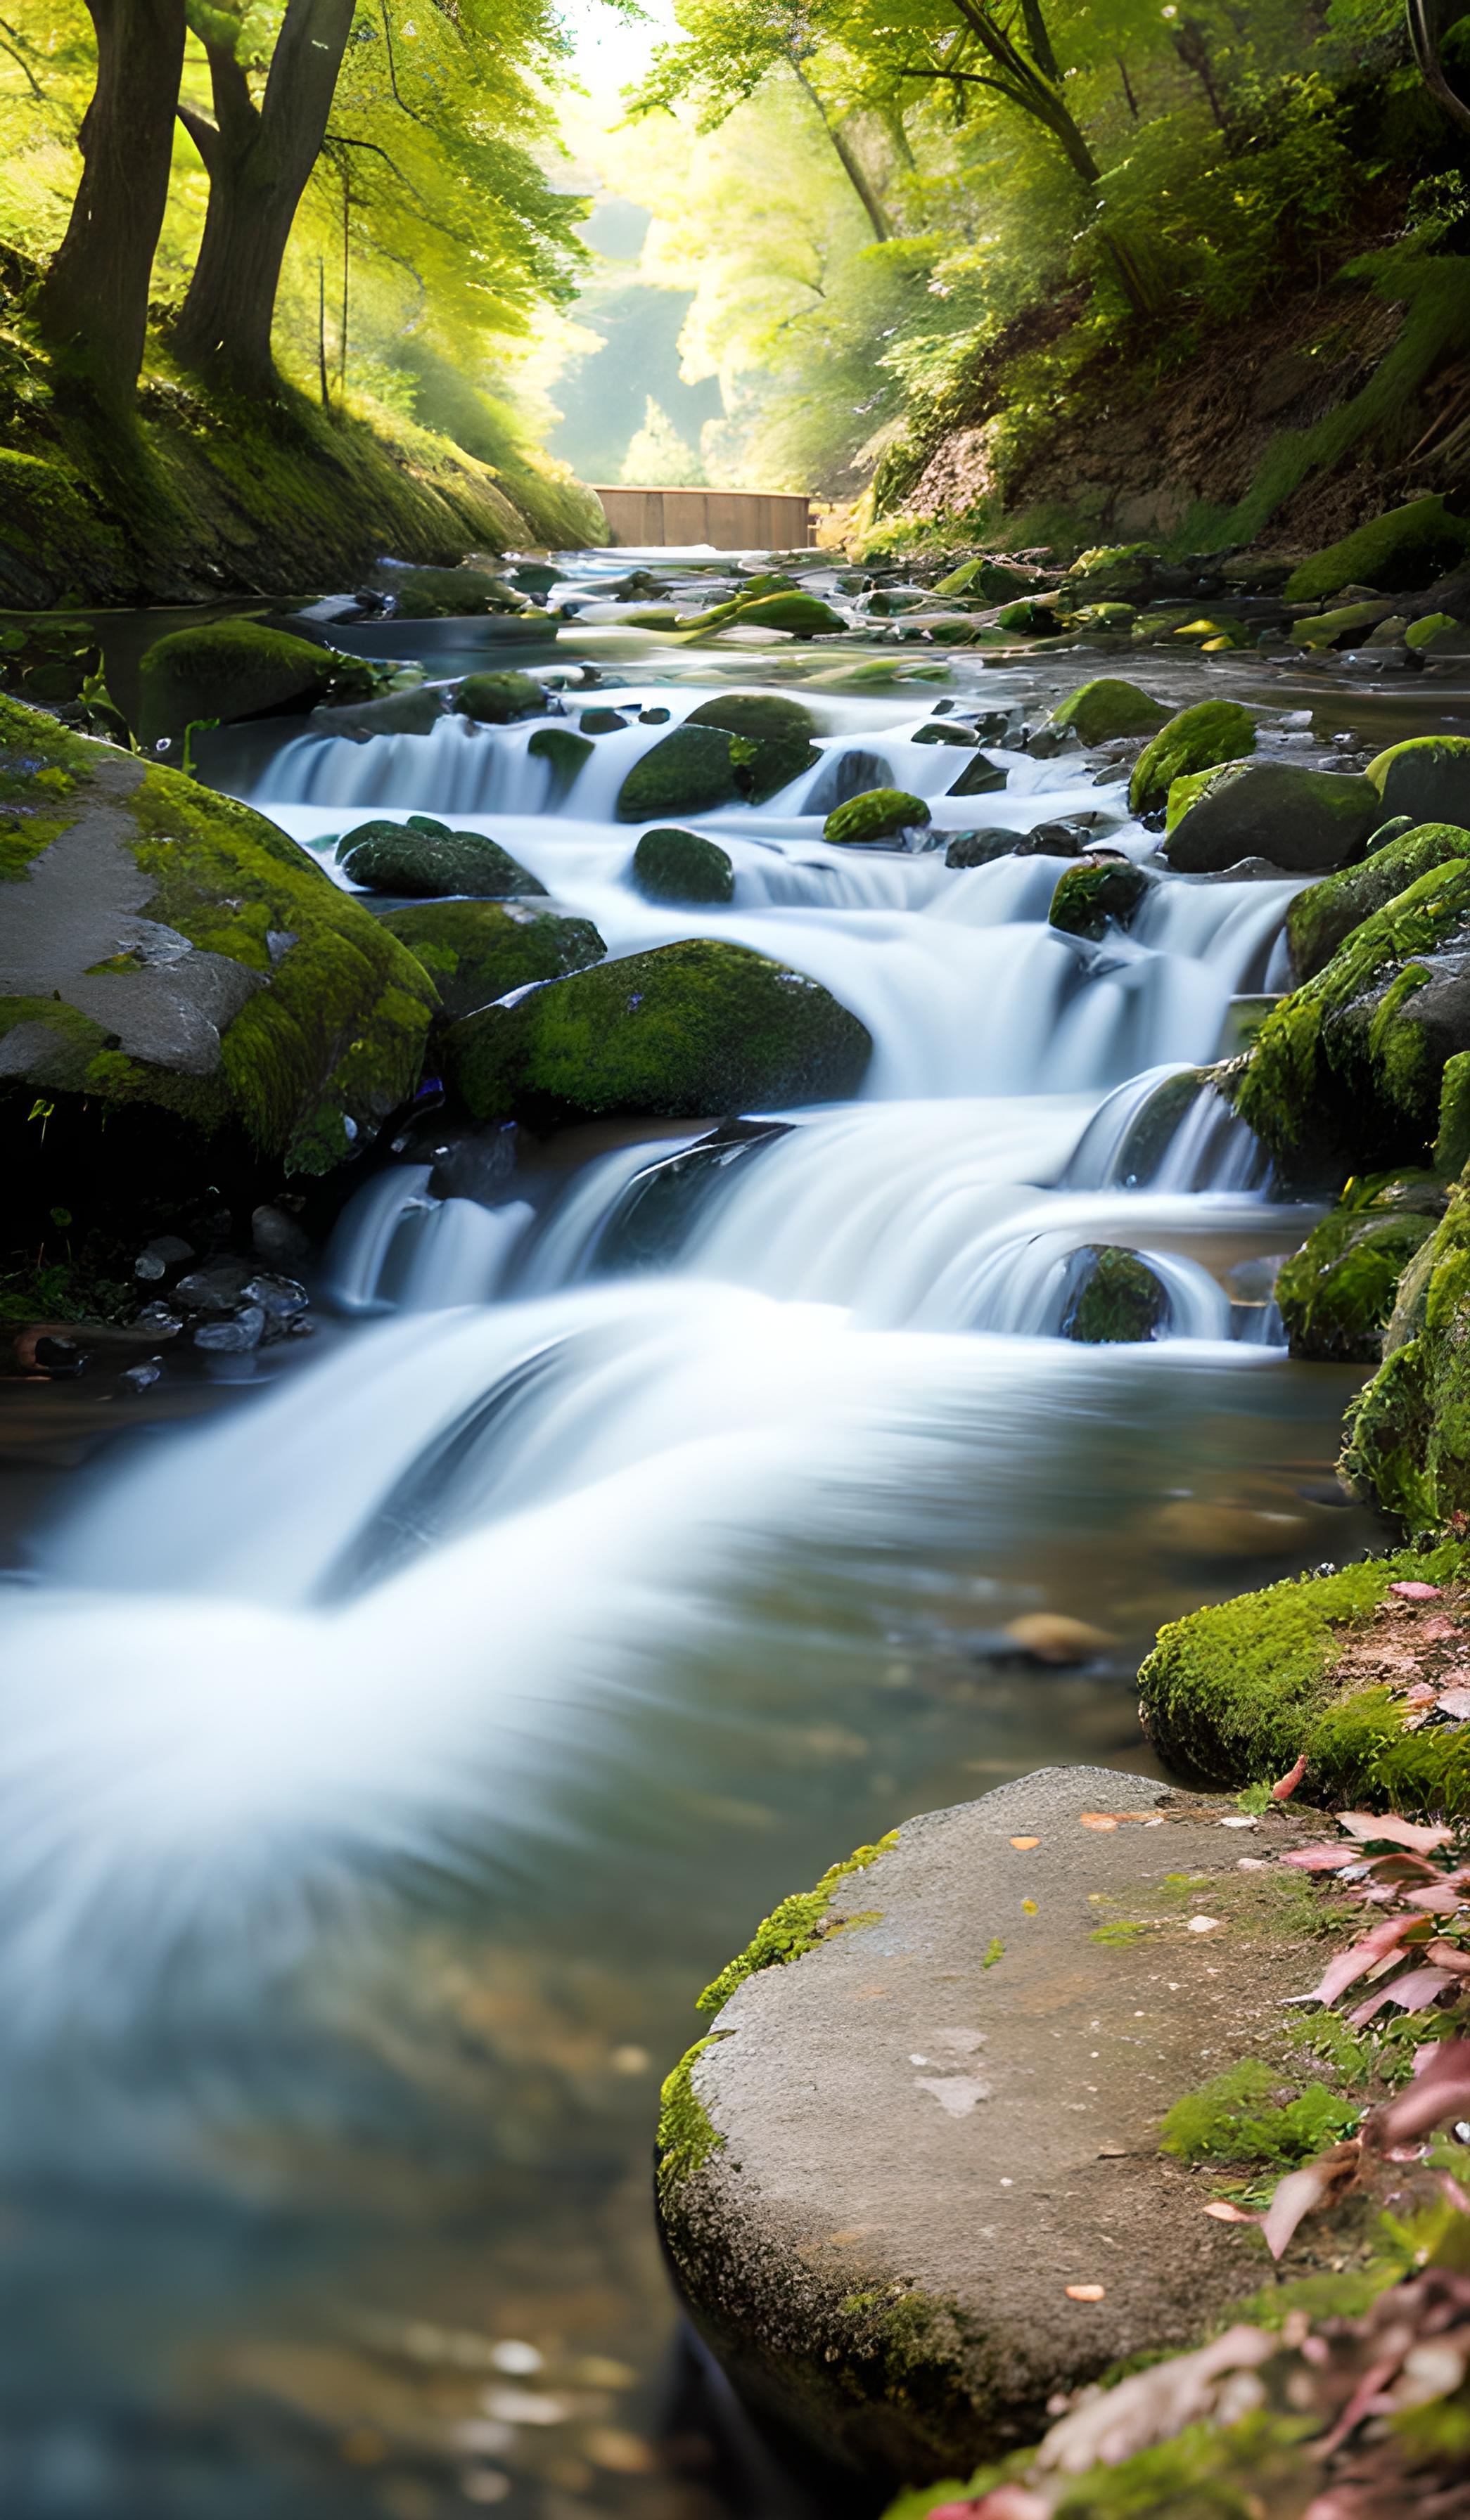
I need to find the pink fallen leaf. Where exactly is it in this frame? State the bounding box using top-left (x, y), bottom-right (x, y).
top-left (1438, 1686), bottom-right (1470, 1721)
top-left (1203, 2199), bottom-right (1257, 2223)
top-left (1371, 2039), bottom-right (1470, 2146)
top-left (1426, 1939), bottom-right (1470, 1974)
top-left (1303, 1913), bottom-right (1417, 2005)
top-left (1402, 1884), bottom-right (1463, 1912)
top-left (1260, 2142), bottom-right (1360, 2261)
top-left (1438, 2171), bottom-right (1470, 2213)
top-left (1271, 1751), bottom-right (1308, 1801)
top-left (1390, 1581), bottom-right (1443, 1600)
top-left (1336, 1811), bottom-right (1453, 1854)
top-left (935, 2493), bottom-right (1051, 2520)
top-left (1349, 1964), bottom-right (1454, 2024)
top-left (1279, 1844), bottom-right (1359, 1872)
top-left (1034, 2325), bottom-right (1274, 2474)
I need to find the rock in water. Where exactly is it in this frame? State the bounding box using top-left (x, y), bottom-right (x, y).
top-left (1286, 822), bottom-right (1470, 978)
top-left (1049, 857), bottom-right (1149, 940)
top-left (1366, 735), bottom-right (1470, 830)
top-left (382, 900), bottom-right (607, 1020)
top-left (824, 789), bottom-right (931, 847)
top-left (369, 560), bottom-right (528, 617)
top-left (136, 619), bottom-right (378, 745)
top-left (1049, 678), bottom-right (1170, 745)
top-left (453, 671), bottom-right (548, 724)
top-left (945, 829), bottom-right (1019, 868)
top-left (1059, 1245), bottom-right (1170, 1342)
top-left (442, 939), bottom-right (871, 1126)
top-left (0, 695), bottom-right (434, 1174)
top-left (527, 725), bottom-right (594, 799)
top-left (630, 828), bottom-right (735, 905)
top-left (655, 1770), bottom-right (1341, 2492)
top-left (1163, 760), bottom-right (1381, 875)
top-left (338, 823), bottom-right (546, 899)
top-left (617, 700), bottom-right (820, 822)
top-left (1128, 701), bottom-right (1256, 818)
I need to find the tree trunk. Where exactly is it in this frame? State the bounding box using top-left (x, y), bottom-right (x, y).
top-left (793, 63), bottom-right (892, 241)
top-left (1407, 0), bottom-right (1470, 136)
top-left (173, 0), bottom-right (357, 397)
top-left (33, 0), bottom-right (187, 406)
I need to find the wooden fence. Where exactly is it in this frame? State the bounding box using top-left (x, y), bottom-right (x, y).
top-left (592, 485), bottom-right (813, 550)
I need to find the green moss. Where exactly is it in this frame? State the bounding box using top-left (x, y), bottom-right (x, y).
top-left (1275, 1183), bottom-right (1440, 1361)
top-left (1128, 702), bottom-right (1256, 818)
top-left (1158, 2059), bottom-right (1360, 2167)
top-left (0, 994), bottom-right (113, 1093)
top-left (1089, 1918), bottom-right (1151, 1946)
top-left (934, 557), bottom-right (1035, 600)
top-left (655, 2033), bottom-right (729, 2194)
top-left (631, 827), bottom-right (734, 905)
top-left (1365, 735), bottom-right (1470, 829)
top-left (443, 937), bottom-right (872, 1128)
top-left (340, 823), bottom-right (546, 900)
top-left (1049, 859), bottom-right (1149, 941)
top-left (136, 619), bottom-right (376, 746)
top-left (615, 725), bottom-right (743, 821)
top-left (1284, 494), bottom-right (1470, 603)
top-left (453, 671), bottom-right (547, 724)
top-left (684, 590), bottom-right (845, 639)
top-left (381, 899), bottom-right (605, 1021)
top-left (1290, 600), bottom-right (1395, 649)
top-left (527, 725), bottom-right (594, 799)
top-left (687, 693), bottom-right (817, 747)
top-left (1345, 1165), bottom-right (1470, 1535)
top-left (1287, 823), bottom-right (1470, 979)
top-left (1059, 1245), bottom-right (1169, 1342)
top-left (1049, 678), bottom-right (1169, 745)
top-left (1137, 1542), bottom-right (1470, 1806)
top-left (696, 1830), bottom-right (900, 2019)
top-left (824, 788), bottom-right (931, 847)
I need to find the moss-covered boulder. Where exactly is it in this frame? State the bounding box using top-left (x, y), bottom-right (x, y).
top-left (442, 939), bottom-right (871, 1129)
top-left (527, 724), bottom-right (594, 798)
top-left (995, 598), bottom-right (1063, 636)
top-left (370, 560), bottom-right (526, 617)
top-left (631, 828), bottom-right (735, 905)
top-left (1163, 760), bottom-right (1381, 876)
top-left (1288, 598), bottom-right (1396, 650)
top-left (1274, 1177), bottom-right (1443, 1362)
top-left (1229, 856), bottom-right (1470, 1177)
top-left (615, 702), bottom-right (820, 821)
top-left (1137, 1541), bottom-right (1470, 1810)
top-left (1129, 701), bottom-right (1257, 819)
top-left (1367, 735), bottom-right (1470, 829)
top-left (1049, 678), bottom-right (1170, 745)
top-left (136, 619), bottom-right (379, 746)
top-left (684, 590), bottom-right (845, 640)
top-left (453, 670), bottom-right (549, 725)
top-left (1287, 823), bottom-right (1470, 979)
top-left (932, 556), bottom-right (1037, 601)
top-left (1284, 495), bottom-right (1470, 604)
top-left (687, 692), bottom-right (817, 746)
top-left (1343, 1164), bottom-right (1470, 1536)
top-left (1058, 1244), bottom-right (1169, 1341)
top-left (1048, 856), bottom-right (1149, 941)
top-left (824, 788), bottom-right (931, 847)
top-left (381, 899), bottom-right (605, 1022)
top-left (338, 822), bottom-right (546, 900)
top-left (0, 695), bottom-right (435, 1176)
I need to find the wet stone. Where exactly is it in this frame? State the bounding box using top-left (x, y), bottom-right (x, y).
top-left (193, 1306), bottom-right (265, 1354)
top-left (174, 1259), bottom-right (253, 1313)
top-left (134, 1235), bottom-right (193, 1282)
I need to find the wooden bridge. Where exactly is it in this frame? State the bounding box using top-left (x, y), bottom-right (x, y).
top-left (593, 484), bottom-right (813, 550)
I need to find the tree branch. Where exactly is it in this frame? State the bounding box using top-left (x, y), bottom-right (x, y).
top-left (1407, 0), bottom-right (1470, 134)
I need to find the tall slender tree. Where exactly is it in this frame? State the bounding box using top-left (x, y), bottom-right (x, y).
top-left (173, 0), bottom-right (357, 396)
top-left (32, 0), bottom-right (188, 406)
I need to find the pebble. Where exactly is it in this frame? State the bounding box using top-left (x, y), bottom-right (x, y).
top-left (193, 1306), bottom-right (264, 1353)
top-left (241, 1273), bottom-right (309, 1327)
top-left (1005, 1612), bottom-right (1117, 1664)
top-left (32, 1335), bottom-right (88, 1377)
top-left (117, 1360), bottom-right (162, 1396)
top-left (133, 1301), bottom-right (184, 1335)
top-left (174, 1259), bottom-right (253, 1313)
top-left (133, 1234), bottom-right (193, 1281)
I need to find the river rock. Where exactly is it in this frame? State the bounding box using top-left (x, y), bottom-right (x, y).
top-left (1367, 734), bottom-right (1470, 828)
top-left (1286, 821), bottom-right (1470, 978)
top-left (453, 670), bottom-right (549, 724)
top-left (443, 939), bottom-right (870, 1128)
top-left (1274, 1175), bottom-right (1442, 1362)
top-left (933, 558), bottom-right (1041, 601)
top-left (1163, 760), bottom-right (1381, 875)
top-left (696, 591), bottom-right (846, 639)
top-left (616, 708), bottom-right (819, 821)
top-left (945, 753), bottom-right (1008, 798)
top-left (824, 789), bottom-right (931, 847)
top-left (1049, 679), bottom-right (1170, 745)
top-left (338, 822), bottom-right (546, 899)
top-left (656, 1768), bottom-right (1336, 2492)
top-left (1128, 702), bottom-right (1256, 819)
top-left (1048, 858), bottom-right (1149, 941)
top-left (527, 725), bottom-right (594, 799)
top-left (369, 560), bottom-right (527, 617)
top-left (1284, 494), bottom-right (1470, 603)
top-left (0, 694), bottom-right (434, 1176)
top-left (1058, 1244), bottom-right (1168, 1339)
top-left (382, 899), bottom-right (606, 1020)
top-left (944, 829), bottom-right (1016, 869)
top-left (631, 828), bottom-right (735, 905)
top-left (308, 685), bottom-right (449, 741)
top-left (136, 619), bottom-right (380, 746)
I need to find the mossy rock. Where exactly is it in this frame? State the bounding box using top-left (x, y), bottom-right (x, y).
top-left (338, 823), bottom-right (546, 900)
top-left (380, 899), bottom-right (606, 1022)
top-left (1048, 856), bottom-right (1149, 941)
top-left (1229, 856), bottom-right (1470, 1177)
top-left (824, 788), bottom-right (931, 847)
top-left (370, 560), bottom-right (525, 617)
top-left (1366, 735), bottom-right (1470, 830)
top-left (932, 557), bottom-right (1035, 601)
top-left (136, 619), bottom-right (378, 746)
top-left (1137, 1540), bottom-right (1470, 1811)
top-left (692, 591), bottom-right (846, 639)
top-left (1289, 599), bottom-right (1395, 650)
top-left (1274, 1179), bottom-right (1443, 1362)
top-left (1058, 1244), bottom-right (1169, 1342)
top-left (0, 694), bottom-right (435, 1176)
top-left (1343, 1163), bottom-right (1470, 1536)
top-left (453, 670), bottom-right (549, 725)
top-left (1284, 496), bottom-right (1470, 604)
top-left (1129, 701), bottom-right (1257, 819)
top-left (442, 939), bottom-right (871, 1129)
top-left (686, 692), bottom-right (817, 746)
top-left (994, 598), bottom-right (1062, 636)
top-left (616, 714), bottom-right (818, 822)
top-left (1287, 823), bottom-right (1470, 979)
top-left (631, 828), bottom-right (735, 905)
top-left (527, 724), bottom-right (594, 798)
top-left (1163, 760), bottom-right (1381, 876)
top-left (1049, 677), bottom-right (1169, 745)
top-left (1065, 541), bottom-right (1161, 601)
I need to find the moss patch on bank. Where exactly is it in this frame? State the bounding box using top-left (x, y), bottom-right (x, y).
top-left (696, 1830), bottom-right (901, 2017)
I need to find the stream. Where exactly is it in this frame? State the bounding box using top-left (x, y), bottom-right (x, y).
top-left (7, 548), bottom-right (1468, 2519)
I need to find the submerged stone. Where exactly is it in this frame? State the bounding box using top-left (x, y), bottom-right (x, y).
top-left (1129, 701), bottom-right (1256, 821)
top-left (1049, 677), bottom-right (1170, 745)
top-left (381, 899), bottom-right (606, 1020)
top-left (338, 823), bottom-right (547, 899)
top-left (1163, 760), bottom-right (1379, 875)
top-left (1059, 1243), bottom-right (1169, 1340)
top-left (631, 828), bottom-right (735, 905)
top-left (823, 788), bottom-right (931, 847)
top-left (442, 937), bottom-right (871, 1127)
top-left (1048, 856), bottom-right (1149, 940)
top-left (136, 618), bottom-right (378, 745)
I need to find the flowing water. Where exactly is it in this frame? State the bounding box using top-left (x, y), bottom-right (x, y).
top-left (8, 550), bottom-right (1465, 2517)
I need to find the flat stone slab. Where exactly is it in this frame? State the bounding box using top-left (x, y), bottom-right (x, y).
top-left (657, 1766), bottom-right (1331, 2492)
